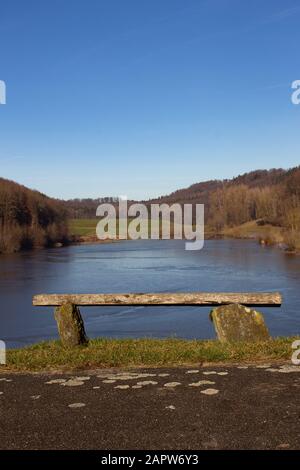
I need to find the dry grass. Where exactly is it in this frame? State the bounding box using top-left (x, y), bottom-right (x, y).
top-left (222, 220), bottom-right (284, 244)
top-left (3, 336), bottom-right (298, 372)
top-left (283, 229), bottom-right (300, 252)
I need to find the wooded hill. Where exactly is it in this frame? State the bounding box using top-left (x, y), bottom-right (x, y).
top-left (62, 167), bottom-right (296, 222)
top-left (0, 177), bottom-right (68, 253)
top-left (147, 166), bottom-right (300, 250)
top-left (1, 166), bottom-right (300, 253)
top-left (145, 167), bottom-right (297, 220)
top-left (61, 166), bottom-right (300, 250)
top-left (61, 166), bottom-right (300, 231)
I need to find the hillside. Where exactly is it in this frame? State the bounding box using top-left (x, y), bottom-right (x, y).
top-left (62, 166), bottom-right (300, 251)
top-left (150, 166), bottom-right (300, 249)
top-left (146, 168), bottom-right (287, 204)
top-left (0, 177), bottom-right (68, 253)
top-left (2, 166), bottom-right (300, 253)
top-left (61, 168), bottom-right (291, 215)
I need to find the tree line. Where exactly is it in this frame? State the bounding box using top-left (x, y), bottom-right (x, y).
top-left (206, 167), bottom-right (300, 249)
top-left (1, 166), bottom-right (299, 253)
top-left (0, 177), bottom-right (68, 253)
top-left (60, 166), bottom-right (300, 250)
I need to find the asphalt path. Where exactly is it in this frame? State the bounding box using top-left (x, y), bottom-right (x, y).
top-left (0, 363), bottom-right (300, 450)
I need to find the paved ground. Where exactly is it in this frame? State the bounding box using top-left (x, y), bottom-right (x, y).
top-left (0, 363), bottom-right (300, 450)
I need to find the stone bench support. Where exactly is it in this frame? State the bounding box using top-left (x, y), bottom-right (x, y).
top-left (32, 292), bottom-right (281, 347)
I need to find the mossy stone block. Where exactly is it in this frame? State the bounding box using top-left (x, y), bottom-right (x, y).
top-left (54, 302), bottom-right (88, 347)
top-left (210, 303), bottom-right (270, 343)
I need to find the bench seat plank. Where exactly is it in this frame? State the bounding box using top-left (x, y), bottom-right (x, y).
top-left (33, 292), bottom-right (282, 307)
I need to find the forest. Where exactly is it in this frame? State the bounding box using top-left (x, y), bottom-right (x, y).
top-left (0, 177), bottom-right (68, 253)
top-left (1, 166), bottom-right (300, 253)
top-left (150, 166), bottom-right (300, 250)
top-left (61, 166), bottom-right (300, 251)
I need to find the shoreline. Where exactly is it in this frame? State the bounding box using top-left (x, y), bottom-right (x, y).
top-left (71, 232), bottom-right (299, 255)
top-left (0, 228), bottom-right (298, 255)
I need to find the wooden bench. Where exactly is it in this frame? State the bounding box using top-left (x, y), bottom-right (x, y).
top-left (33, 292), bottom-right (281, 307)
top-left (33, 292), bottom-right (282, 346)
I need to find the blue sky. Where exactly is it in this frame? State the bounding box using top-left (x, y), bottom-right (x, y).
top-left (0, 0), bottom-right (299, 200)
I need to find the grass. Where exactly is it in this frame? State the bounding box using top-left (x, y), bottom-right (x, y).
top-left (69, 218), bottom-right (98, 237)
top-left (283, 229), bottom-right (300, 252)
top-left (69, 218), bottom-right (285, 245)
top-left (3, 336), bottom-right (299, 372)
top-left (222, 220), bottom-right (284, 244)
top-left (69, 218), bottom-right (196, 240)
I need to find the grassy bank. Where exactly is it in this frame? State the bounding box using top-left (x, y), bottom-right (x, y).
top-left (222, 220), bottom-right (300, 253)
top-left (68, 218), bottom-right (245, 243)
top-left (221, 220), bottom-right (284, 244)
top-left (69, 218), bottom-right (300, 253)
top-left (3, 337), bottom-right (299, 372)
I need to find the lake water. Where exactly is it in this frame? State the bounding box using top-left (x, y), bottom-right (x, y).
top-left (0, 239), bottom-right (300, 348)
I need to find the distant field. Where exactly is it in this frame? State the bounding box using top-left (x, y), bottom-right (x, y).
top-left (69, 218), bottom-right (98, 237)
top-left (69, 218), bottom-right (136, 238)
top-left (69, 218), bottom-right (284, 246)
top-left (69, 218), bottom-right (194, 239)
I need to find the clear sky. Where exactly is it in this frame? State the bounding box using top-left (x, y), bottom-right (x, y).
top-left (0, 0), bottom-right (299, 200)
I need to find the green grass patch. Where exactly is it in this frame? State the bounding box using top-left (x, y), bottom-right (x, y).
top-left (3, 336), bottom-right (299, 372)
top-left (69, 218), bottom-right (98, 237)
top-left (69, 218), bottom-right (198, 239)
top-left (69, 218), bottom-right (285, 244)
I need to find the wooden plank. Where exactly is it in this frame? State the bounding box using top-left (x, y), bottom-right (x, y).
top-left (33, 292), bottom-right (282, 307)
